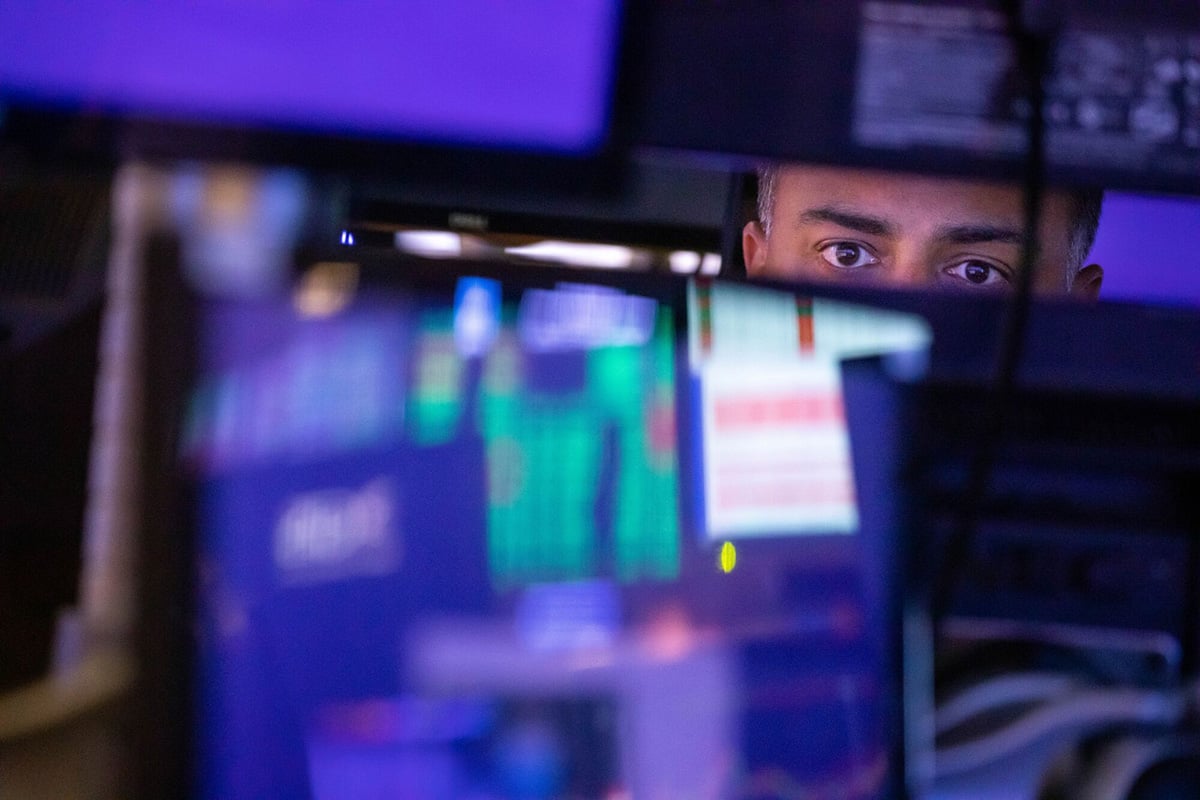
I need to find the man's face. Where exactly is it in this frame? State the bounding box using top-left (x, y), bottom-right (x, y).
top-left (743, 165), bottom-right (1102, 298)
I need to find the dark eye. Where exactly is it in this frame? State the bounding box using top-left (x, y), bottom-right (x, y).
top-left (945, 260), bottom-right (1009, 287)
top-left (819, 242), bottom-right (878, 270)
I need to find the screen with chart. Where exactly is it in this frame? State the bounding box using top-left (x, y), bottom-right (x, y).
top-left (178, 263), bottom-right (919, 798)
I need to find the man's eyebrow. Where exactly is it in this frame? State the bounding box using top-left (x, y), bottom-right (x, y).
top-left (796, 206), bottom-right (894, 238)
top-left (934, 223), bottom-right (1024, 246)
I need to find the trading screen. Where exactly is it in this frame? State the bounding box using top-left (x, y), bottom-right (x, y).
top-left (182, 270), bottom-right (925, 798)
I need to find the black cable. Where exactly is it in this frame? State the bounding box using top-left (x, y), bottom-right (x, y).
top-left (931, 3), bottom-right (1054, 629)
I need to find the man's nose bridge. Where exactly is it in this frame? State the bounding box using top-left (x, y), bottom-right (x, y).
top-left (888, 247), bottom-right (928, 286)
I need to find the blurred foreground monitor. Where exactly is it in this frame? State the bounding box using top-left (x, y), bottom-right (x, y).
top-left (154, 246), bottom-right (931, 799)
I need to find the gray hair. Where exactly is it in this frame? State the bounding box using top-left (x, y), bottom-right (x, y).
top-left (1066, 189), bottom-right (1103, 285)
top-left (756, 164), bottom-right (780, 239)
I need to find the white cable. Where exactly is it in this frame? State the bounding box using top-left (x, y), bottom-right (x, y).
top-left (936, 687), bottom-right (1187, 777)
top-left (935, 671), bottom-right (1081, 735)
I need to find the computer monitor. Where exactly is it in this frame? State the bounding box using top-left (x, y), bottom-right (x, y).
top-left (137, 244), bottom-right (931, 798)
top-left (0, 1), bottom-right (627, 184)
top-left (633, 1), bottom-right (1200, 194)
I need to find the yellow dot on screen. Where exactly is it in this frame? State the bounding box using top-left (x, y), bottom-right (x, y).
top-left (719, 541), bottom-right (737, 573)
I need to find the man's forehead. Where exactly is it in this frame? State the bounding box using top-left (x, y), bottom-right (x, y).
top-left (773, 165), bottom-right (1078, 253)
top-left (777, 166), bottom-right (1027, 227)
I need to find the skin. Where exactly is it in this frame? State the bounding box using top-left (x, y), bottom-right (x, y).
top-left (743, 165), bottom-right (1103, 298)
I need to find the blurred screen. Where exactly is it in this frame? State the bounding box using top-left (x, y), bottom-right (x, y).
top-left (0, 0), bottom-right (621, 154)
top-left (184, 278), bottom-right (678, 590)
top-left (637, 2), bottom-right (1200, 192)
top-left (181, 269), bottom-right (923, 798)
top-left (686, 281), bottom-right (929, 537)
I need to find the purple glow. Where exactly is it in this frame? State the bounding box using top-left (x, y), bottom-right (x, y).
top-left (0, 0), bottom-right (619, 152)
top-left (1088, 192), bottom-right (1200, 307)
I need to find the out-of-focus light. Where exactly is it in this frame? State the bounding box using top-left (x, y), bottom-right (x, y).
top-left (518, 283), bottom-right (656, 352)
top-left (719, 541), bottom-right (737, 573)
top-left (339, 230), bottom-right (355, 246)
top-left (641, 603), bottom-right (695, 661)
top-left (515, 581), bottom-right (619, 652)
top-left (700, 253), bottom-right (722, 276)
top-left (506, 240), bottom-right (635, 269)
top-left (669, 250), bottom-right (701, 274)
top-left (395, 230), bottom-right (463, 258)
top-left (294, 261), bottom-right (359, 318)
top-left (454, 277), bottom-right (501, 357)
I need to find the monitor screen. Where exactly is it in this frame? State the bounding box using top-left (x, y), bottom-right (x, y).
top-left (178, 262), bottom-right (925, 798)
top-left (685, 280), bottom-right (930, 537)
top-left (0, 0), bottom-right (622, 156)
top-left (634, 1), bottom-right (1200, 193)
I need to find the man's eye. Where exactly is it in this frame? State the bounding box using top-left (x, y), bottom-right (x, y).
top-left (818, 242), bottom-right (878, 269)
top-left (944, 260), bottom-right (1009, 287)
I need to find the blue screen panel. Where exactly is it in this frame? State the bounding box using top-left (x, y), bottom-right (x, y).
top-left (0, 0), bottom-right (621, 154)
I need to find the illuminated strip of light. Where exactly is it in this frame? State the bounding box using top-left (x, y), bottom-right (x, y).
top-left (506, 240), bottom-right (635, 269)
top-left (395, 230), bottom-right (463, 258)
